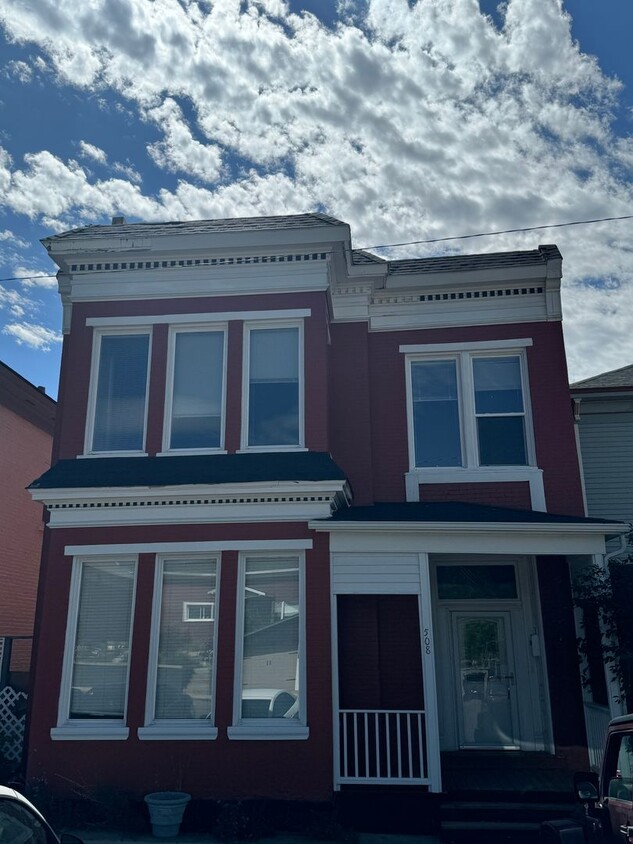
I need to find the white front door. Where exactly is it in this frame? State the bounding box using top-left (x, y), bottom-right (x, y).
top-left (432, 556), bottom-right (552, 753)
top-left (452, 611), bottom-right (521, 749)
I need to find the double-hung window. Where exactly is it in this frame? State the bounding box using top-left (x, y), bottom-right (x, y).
top-left (164, 327), bottom-right (226, 452)
top-left (407, 348), bottom-right (532, 469)
top-left (53, 557), bottom-right (137, 739)
top-left (141, 556), bottom-right (219, 739)
top-left (86, 330), bottom-right (151, 454)
top-left (229, 553), bottom-right (307, 739)
top-left (243, 323), bottom-right (303, 449)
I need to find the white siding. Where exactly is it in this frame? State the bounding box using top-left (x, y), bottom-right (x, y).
top-left (331, 553), bottom-right (422, 594)
top-left (578, 411), bottom-right (633, 523)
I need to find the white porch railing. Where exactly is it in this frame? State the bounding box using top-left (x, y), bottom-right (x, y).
top-left (584, 702), bottom-right (612, 771)
top-left (337, 709), bottom-right (429, 785)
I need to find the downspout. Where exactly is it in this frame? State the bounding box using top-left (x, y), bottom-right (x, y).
top-left (604, 532), bottom-right (628, 566)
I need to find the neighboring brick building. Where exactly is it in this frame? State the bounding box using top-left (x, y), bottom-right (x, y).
top-left (26, 215), bottom-right (626, 818)
top-left (0, 362), bottom-right (55, 689)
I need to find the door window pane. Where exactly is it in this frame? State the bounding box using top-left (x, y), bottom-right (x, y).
top-left (437, 565), bottom-right (517, 600)
top-left (170, 331), bottom-right (224, 449)
top-left (411, 360), bottom-right (462, 467)
top-left (241, 557), bottom-right (300, 719)
top-left (70, 561), bottom-right (135, 719)
top-left (474, 357), bottom-right (527, 466)
top-left (248, 328), bottom-right (299, 447)
top-left (607, 734), bottom-right (633, 801)
top-left (154, 559), bottom-right (216, 720)
top-left (92, 334), bottom-right (149, 452)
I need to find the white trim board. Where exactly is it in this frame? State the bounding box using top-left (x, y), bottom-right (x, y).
top-left (86, 308), bottom-right (312, 327)
top-left (399, 338), bottom-right (533, 353)
top-left (309, 525), bottom-right (623, 556)
top-left (65, 540), bottom-right (313, 556)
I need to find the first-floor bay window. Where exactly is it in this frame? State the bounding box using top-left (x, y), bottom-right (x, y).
top-left (142, 557), bottom-right (218, 736)
top-left (230, 553), bottom-right (307, 739)
top-left (54, 558), bottom-right (137, 737)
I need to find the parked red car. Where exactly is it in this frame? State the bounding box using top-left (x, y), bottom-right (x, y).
top-left (542, 714), bottom-right (633, 842)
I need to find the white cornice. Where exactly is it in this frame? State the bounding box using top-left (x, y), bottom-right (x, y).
top-left (308, 519), bottom-right (627, 535)
top-left (32, 479), bottom-right (351, 528)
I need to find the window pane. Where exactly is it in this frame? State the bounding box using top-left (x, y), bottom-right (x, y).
top-left (474, 357), bottom-right (524, 414)
top-left (92, 334), bottom-right (149, 451)
top-left (248, 328), bottom-right (299, 447)
top-left (412, 360), bottom-right (462, 467)
top-left (241, 557), bottom-right (300, 719)
top-left (170, 331), bottom-right (224, 449)
top-left (155, 559), bottom-right (216, 720)
top-left (70, 561), bottom-right (135, 719)
top-left (437, 565), bottom-right (517, 600)
top-left (477, 416), bottom-right (527, 465)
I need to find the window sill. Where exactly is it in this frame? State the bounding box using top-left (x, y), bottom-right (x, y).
top-left (156, 449), bottom-right (227, 457)
top-left (78, 452), bottom-right (148, 459)
top-left (236, 447), bottom-right (308, 454)
top-left (51, 725), bottom-right (129, 741)
top-left (138, 724), bottom-right (218, 741)
top-left (227, 725), bottom-right (309, 741)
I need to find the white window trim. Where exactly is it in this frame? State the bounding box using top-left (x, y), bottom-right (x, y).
top-left (228, 550), bottom-right (308, 740)
top-left (405, 346), bottom-right (536, 473)
top-left (240, 320), bottom-right (305, 452)
top-left (161, 323), bottom-right (228, 454)
top-left (86, 308), bottom-right (312, 327)
top-left (141, 554), bottom-right (220, 740)
top-left (84, 327), bottom-right (152, 456)
top-left (183, 601), bottom-right (215, 622)
top-left (53, 555), bottom-right (138, 741)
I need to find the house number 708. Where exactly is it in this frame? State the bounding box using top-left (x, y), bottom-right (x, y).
top-left (423, 628), bottom-right (432, 655)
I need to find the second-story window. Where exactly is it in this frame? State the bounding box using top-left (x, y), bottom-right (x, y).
top-left (244, 324), bottom-right (302, 449)
top-left (88, 331), bottom-right (150, 454)
top-left (407, 351), bottom-right (531, 469)
top-left (165, 328), bottom-right (226, 451)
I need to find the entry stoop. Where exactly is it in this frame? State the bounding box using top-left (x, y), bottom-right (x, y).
top-left (440, 798), bottom-right (579, 843)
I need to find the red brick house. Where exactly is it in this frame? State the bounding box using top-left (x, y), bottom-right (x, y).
top-left (0, 362), bottom-right (55, 690)
top-left (27, 215), bottom-right (626, 812)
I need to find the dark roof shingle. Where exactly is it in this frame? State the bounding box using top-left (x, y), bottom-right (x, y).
top-left (30, 452), bottom-right (347, 490)
top-left (572, 364), bottom-right (633, 390)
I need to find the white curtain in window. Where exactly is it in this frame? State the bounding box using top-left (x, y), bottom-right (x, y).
top-left (249, 329), bottom-right (298, 382)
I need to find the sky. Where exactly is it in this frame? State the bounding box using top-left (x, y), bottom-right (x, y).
top-left (0, 0), bottom-right (632, 399)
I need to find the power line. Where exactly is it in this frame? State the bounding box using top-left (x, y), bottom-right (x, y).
top-left (358, 213), bottom-right (633, 251)
top-left (1, 212), bottom-right (631, 285)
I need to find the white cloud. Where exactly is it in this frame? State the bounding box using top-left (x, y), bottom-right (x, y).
top-left (5, 59), bottom-right (32, 82)
top-left (12, 267), bottom-right (58, 288)
top-left (0, 229), bottom-right (28, 249)
top-left (79, 141), bottom-right (108, 164)
top-left (0, 284), bottom-right (30, 317)
top-left (0, 0), bottom-right (632, 379)
top-left (3, 321), bottom-right (62, 350)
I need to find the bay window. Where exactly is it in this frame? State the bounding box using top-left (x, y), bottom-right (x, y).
top-left (165, 328), bottom-right (226, 451)
top-left (243, 324), bottom-right (302, 449)
top-left (141, 557), bottom-right (218, 738)
top-left (230, 553), bottom-right (307, 739)
top-left (54, 557), bottom-right (137, 738)
top-left (87, 330), bottom-right (150, 454)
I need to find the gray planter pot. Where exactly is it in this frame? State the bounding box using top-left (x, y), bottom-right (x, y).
top-left (144, 791), bottom-right (192, 838)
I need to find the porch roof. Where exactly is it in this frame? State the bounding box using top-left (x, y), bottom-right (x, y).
top-left (323, 501), bottom-right (627, 529)
top-left (29, 451), bottom-right (348, 490)
top-left (310, 502), bottom-right (628, 556)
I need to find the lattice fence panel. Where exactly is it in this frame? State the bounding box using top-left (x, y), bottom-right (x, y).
top-left (0, 686), bottom-right (27, 762)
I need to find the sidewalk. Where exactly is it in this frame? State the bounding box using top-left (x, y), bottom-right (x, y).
top-left (68, 832), bottom-right (440, 844)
